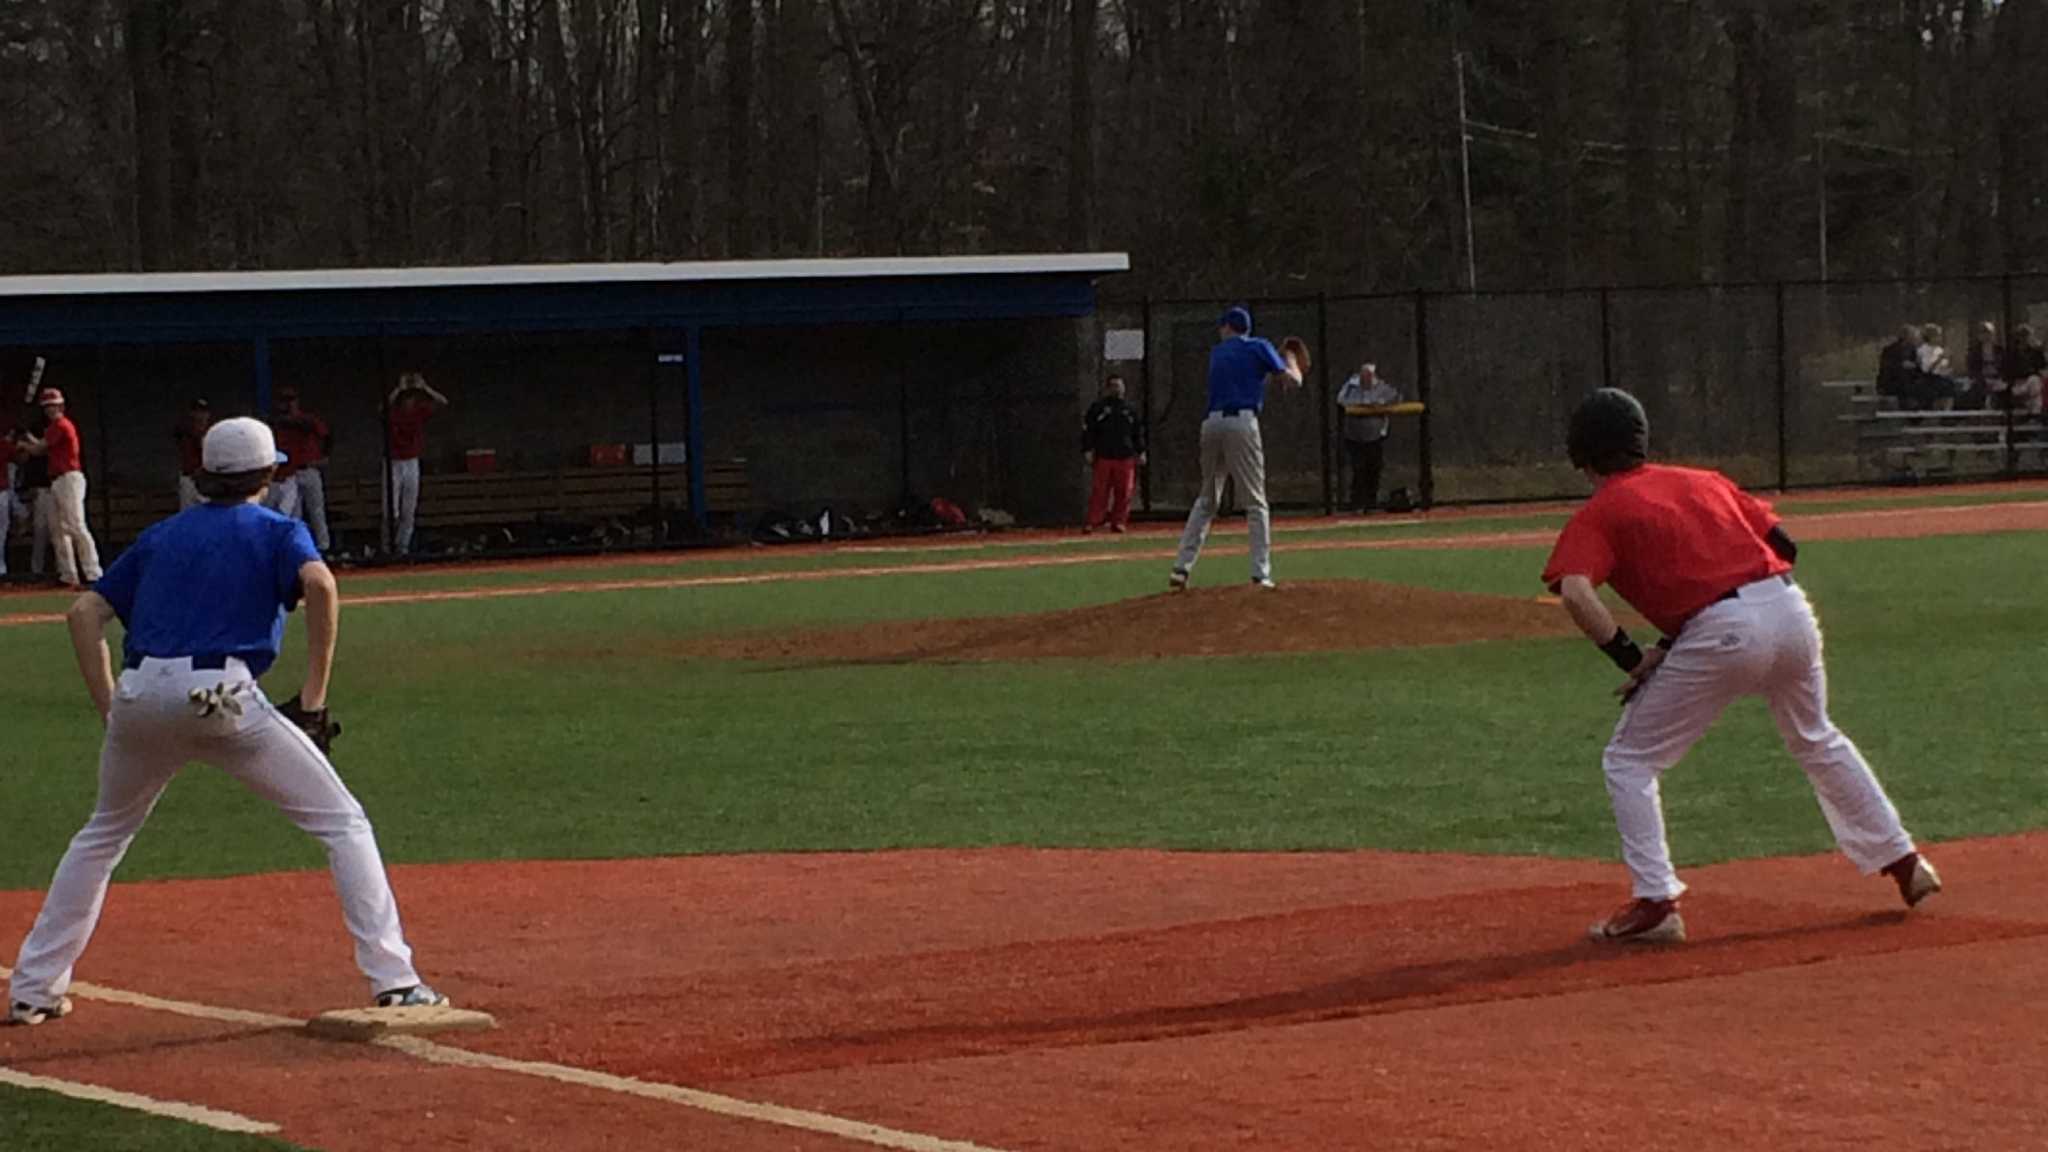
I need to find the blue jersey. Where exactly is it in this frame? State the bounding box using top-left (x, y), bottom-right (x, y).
top-left (1207, 335), bottom-right (1289, 414)
top-left (93, 503), bottom-right (322, 678)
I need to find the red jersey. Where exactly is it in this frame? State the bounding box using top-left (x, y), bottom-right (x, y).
top-left (174, 426), bottom-right (205, 476)
top-left (274, 414), bottom-right (328, 476)
top-left (44, 415), bottom-right (82, 475)
top-left (387, 402), bottom-right (432, 461)
top-left (1541, 464), bottom-right (1792, 636)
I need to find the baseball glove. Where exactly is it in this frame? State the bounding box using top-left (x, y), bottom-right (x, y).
top-left (279, 695), bottom-right (341, 754)
top-left (1279, 336), bottom-right (1311, 376)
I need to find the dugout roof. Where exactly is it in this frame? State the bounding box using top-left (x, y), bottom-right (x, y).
top-left (0, 254), bottom-right (1129, 344)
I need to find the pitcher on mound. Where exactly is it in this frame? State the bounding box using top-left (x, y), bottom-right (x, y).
top-left (1170, 307), bottom-right (1305, 591)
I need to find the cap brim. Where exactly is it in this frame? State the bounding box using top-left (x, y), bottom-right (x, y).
top-left (275, 451), bottom-right (289, 464)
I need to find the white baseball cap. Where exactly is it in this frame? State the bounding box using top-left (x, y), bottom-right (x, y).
top-left (202, 416), bottom-right (288, 473)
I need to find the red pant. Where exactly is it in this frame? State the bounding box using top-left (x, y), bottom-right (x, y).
top-left (1087, 456), bottom-right (1138, 528)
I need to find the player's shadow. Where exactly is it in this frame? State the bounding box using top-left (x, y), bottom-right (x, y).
top-left (781, 909), bottom-right (1958, 1066)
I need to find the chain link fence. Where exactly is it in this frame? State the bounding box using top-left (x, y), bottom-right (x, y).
top-left (7, 275), bottom-right (2045, 573)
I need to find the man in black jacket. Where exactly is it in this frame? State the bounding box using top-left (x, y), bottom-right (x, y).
top-left (1081, 374), bottom-right (1147, 533)
top-left (1875, 325), bottom-right (1924, 409)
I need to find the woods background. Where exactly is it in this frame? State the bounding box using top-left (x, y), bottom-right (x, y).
top-left (4, 1), bottom-right (2046, 294)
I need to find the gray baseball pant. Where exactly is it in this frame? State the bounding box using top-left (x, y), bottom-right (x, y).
top-left (1174, 411), bottom-right (1271, 583)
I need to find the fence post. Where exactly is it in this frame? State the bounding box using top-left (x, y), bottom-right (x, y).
top-left (644, 327), bottom-right (662, 544)
top-left (2004, 272), bottom-right (2018, 479)
top-left (1415, 288), bottom-right (1434, 509)
top-left (377, 332), bottom-right (394, 556)
top-left (1775, 282), bottom-right (1789, 492)
top-left (1598, 286), bottom-right (1613, 392)
top-left (93, 344), bottom-right (110, 547)
top-left (1317, 292), bottom-right (1332, 515)
top-left (1140, 295), bottom-right (1153, 512)
top-left (684, 323), bottom-right (706, 531)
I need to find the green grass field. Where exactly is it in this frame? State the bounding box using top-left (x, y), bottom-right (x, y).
top-left (4, 514), bottom-right (2046, 1149)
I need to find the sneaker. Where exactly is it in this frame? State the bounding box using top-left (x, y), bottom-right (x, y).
top-left (1587, 898), bottom-right (1685, 944)
top-left (8, 997), bottom-right (73, 1026)
top-left (1168, 569), bottom-right (1189, 591)
top-left (374, 985), bottom-right (450, 1010)
top-left (1883, 853), bottom-right (1942, 908)
top-left (1110, 524), bottom-right (1127, 534)
top-left (1251, 577), bottom-right (1276, 589)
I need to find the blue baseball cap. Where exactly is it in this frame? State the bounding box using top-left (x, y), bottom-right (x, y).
top-left (1219, 307), bottom-right (1252, 334)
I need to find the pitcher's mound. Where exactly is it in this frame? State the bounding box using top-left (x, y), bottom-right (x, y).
top-left (684, 580), bottom-right (1575, 663)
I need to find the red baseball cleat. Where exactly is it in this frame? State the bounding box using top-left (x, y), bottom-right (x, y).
top-left (1588, 897), bottom-right (1686, 944)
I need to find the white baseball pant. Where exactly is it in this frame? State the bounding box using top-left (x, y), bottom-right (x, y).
top-left (177, 475), bottom-right (202, 510)
top-left (1603, 576), bottom-right (1916, 900)
top-left (264, 474), bottom-right (303, 519)
top-left (1175, 411), bottom-right (1272, 583)
top-left (30, 489), bottom-right (52, 575)
top-left (296, 468), bottom-right (330, 551)
top-left (9, 657), bottom-right (422, 1005)
top-left (49, 471), bottom-right (102, 585)
top-left (383, 458), bottom-right (420, 555)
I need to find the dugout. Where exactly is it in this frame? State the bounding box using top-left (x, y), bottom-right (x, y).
top-left (0, 255), bottom-right (1127, 561)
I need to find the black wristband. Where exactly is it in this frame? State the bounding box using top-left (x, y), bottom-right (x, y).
top-left (1655, 636), bottom-right (1674, 651)
top-left (1600, 626), bottom-right (1644, 673)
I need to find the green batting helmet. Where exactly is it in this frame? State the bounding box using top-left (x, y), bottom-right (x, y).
top-left (1566, 388), bottom-right (1649, 474)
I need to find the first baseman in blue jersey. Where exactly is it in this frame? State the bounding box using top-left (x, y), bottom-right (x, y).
top-left (8, 418), bottom-right (443, 1025)
top-left (1170, 306), bottom-right (1303, 588)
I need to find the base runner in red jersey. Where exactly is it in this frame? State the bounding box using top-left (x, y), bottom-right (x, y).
top-left (1541, 389), bottom-right (1941, 945)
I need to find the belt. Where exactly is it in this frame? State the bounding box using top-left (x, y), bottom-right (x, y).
top-left (124, 653), bottom-right (231, 671)
top-left (1713, 573), bottom-right (1794, 605)
top-left (1212, 407), bottom-right (1259, 418)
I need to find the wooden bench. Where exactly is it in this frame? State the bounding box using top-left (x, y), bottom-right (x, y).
top-left (92, 458), bottom-right (756, 554)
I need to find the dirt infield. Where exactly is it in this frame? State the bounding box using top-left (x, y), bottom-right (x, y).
top-left (679, 580), bottom-right (1579, 663)
top-left (4, 838), bottom-right (2047, 1150)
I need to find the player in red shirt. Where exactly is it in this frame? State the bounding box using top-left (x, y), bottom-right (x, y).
top-left (270, 387), bottom-right (332, 552)
top-left (1542, 389), bottom-right (1940, 943)
top-left (383, 373), bottom-right (449, 556)
top-left (17, 387), bottom-right (102, 587)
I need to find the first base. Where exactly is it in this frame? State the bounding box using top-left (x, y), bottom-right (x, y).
top-left (305, 1004), bottom-right (498, 1042)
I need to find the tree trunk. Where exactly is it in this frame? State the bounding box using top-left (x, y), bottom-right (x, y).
top-left (1621, 0), bottom-right (1661, 284)
top-left (663, 0), bottom-right (703, 256)
top-left (1067, 0), bottom-right (1097, 250)
top-left (725, 0), bottom-right (755, 257)
top-left (124, 0), bottom-right (174, 270)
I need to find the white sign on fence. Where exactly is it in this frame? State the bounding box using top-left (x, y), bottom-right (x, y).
top-left (1103, 328), bottom-right (1146, 362)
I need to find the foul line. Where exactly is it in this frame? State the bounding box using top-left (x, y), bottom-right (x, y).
top-left (0, 1066), bottom-right (281, 1135)
top-left (0, 966), bottom-right (1013, 1152)
top-left (3, 498), bottom-right (2045, 630)
top-left (378, 1034), bottom-right (1009, 1152)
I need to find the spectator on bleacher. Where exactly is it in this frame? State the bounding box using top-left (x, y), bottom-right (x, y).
top-left (1960, 322), bottom-right (2001, 411)
top-left (173, 398), bottom-right (211, 509)
top-left (271, 387), bottom-right (332, 553)
top-left (383, 373), bottom-right (449, 556)
top-left (1913, 324), bottom-right (1958, 410)
top-left (2006, 325), bottom-right (2047, 416)
top-left (1876, 325), bottom-right (1923, 408)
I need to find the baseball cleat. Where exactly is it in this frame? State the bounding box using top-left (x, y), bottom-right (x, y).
top-left (1883, 853), bottom-right (1942, 908)
top-left (375, 984), bottom-right (450, 1009)
top-left (1168, 568), bottom-right (1189, 591)
top-left (8, 997), bottom-right (73, 1026)
top-left (1250, 577), bottom-right (1276, 589)
top-left (1588, 898), bottom-right (1685, 944)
